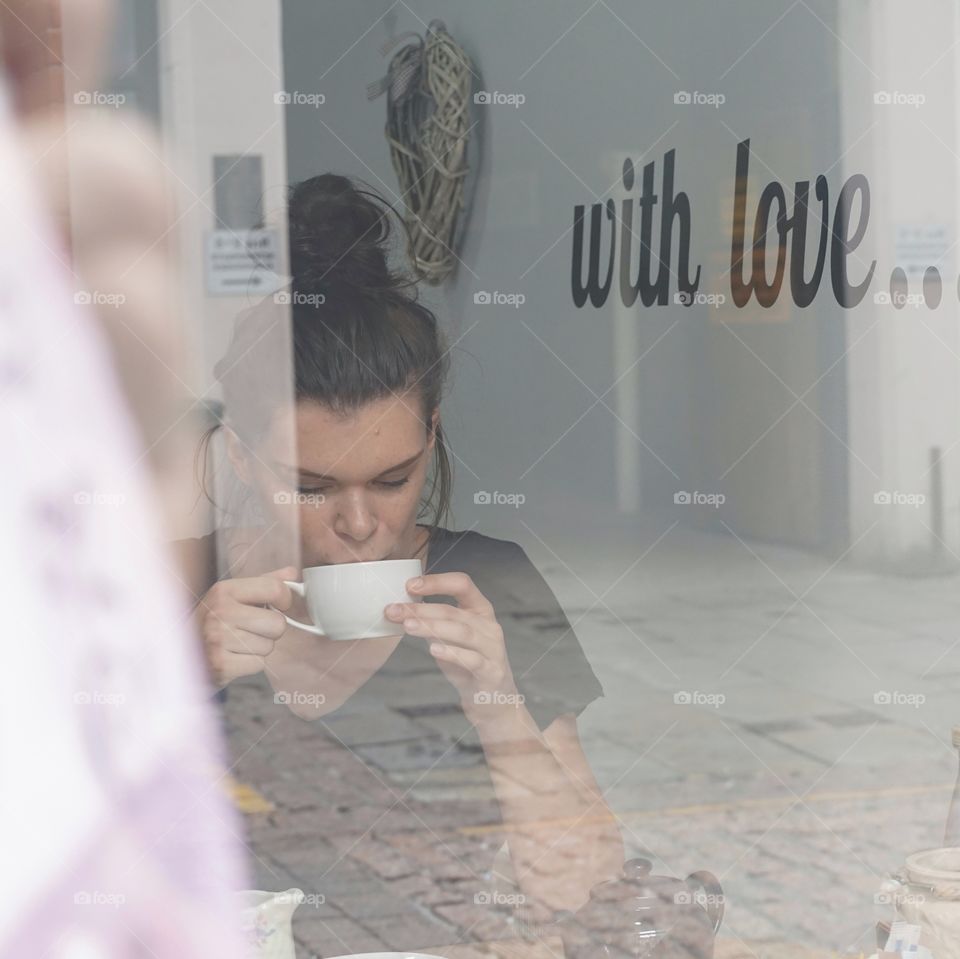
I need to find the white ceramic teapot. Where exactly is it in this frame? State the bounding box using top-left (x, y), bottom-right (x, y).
top-left (883, 848), bottom-right (960, 959)
top-left (236, 887), bottom-right (304, 959)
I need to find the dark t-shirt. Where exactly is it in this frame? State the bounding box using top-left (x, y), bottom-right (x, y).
top-left (401, 524), bottom-right (603, 730)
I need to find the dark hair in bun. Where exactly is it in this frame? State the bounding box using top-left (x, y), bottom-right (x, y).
top-left (203, 173), bottom-right (453, 529)
top-left (287, 174), bottom-right (405, 294)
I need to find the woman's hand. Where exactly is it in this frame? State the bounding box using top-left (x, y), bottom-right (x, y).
top-left (195, 566), bottom-right (298, 688)
top-left (385, 572), bottom-right (522, 725)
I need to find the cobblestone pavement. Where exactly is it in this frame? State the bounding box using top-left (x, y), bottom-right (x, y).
top-left (222, 524), bottom-right (960, 959)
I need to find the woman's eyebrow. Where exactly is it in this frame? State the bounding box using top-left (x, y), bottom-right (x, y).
top-left (292, 448), bottom-right (425, 481)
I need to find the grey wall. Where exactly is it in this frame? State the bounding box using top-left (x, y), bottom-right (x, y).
top-left (281, 0), bottom-right (848, 549)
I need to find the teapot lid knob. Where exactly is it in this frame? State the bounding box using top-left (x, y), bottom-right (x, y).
top-left (623, 858), bottom-right (653, 880)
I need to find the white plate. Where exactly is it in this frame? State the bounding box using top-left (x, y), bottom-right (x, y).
top-left (325, 953), bottom-right (449, 959)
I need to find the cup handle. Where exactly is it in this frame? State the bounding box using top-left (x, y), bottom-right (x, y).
top-left (272, 580), bottom-right (325, 636)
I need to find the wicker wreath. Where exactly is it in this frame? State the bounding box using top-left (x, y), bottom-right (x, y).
top-left (368, 21), bottom-right (473, 285)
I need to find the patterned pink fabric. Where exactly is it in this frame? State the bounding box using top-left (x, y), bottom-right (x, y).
top-left (0, 87), bottom-right (250, 957)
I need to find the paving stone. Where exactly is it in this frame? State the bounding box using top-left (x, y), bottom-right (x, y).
top-left (354, 737), bottom-right (485, 773)
top-left (318, 711), bottom-right (435, 747)
top-left (293, 914), bottom-right (387, 958)
top-left (816, 710), bottom-right (889, 728)
top-left (432, 902), bottom-right (520, 943)
top-left (324, 890), bottom-right (412, 919)
top-left (362, 911), bottom-right (459, 951)
top-left (770, 722), bottom-right (945, 767)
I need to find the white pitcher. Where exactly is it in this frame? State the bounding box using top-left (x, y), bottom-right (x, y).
top-left (236, 888), bottom-right (304, 959)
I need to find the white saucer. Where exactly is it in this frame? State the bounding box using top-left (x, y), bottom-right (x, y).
top-left (325, 953), bottom-right (449, 959)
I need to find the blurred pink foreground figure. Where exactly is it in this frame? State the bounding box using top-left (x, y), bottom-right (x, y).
top-left (0, 75), bottom-right (249, 958)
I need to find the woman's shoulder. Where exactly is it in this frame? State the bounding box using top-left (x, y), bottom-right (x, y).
top-left (425, 524), bottom-right (527, 572)
top-left (425, 525), bottom-right (553, 612)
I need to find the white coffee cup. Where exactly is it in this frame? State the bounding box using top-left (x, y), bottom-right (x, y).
top-left (278, 558), bottom-right (424, 641)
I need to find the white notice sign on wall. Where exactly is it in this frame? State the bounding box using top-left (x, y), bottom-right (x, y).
top-left (205, 229), bottom-right (281, 296)
top-left (894, 224), bottom-right (950, 278)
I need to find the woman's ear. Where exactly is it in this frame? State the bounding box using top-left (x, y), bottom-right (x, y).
top-left (224, 427), bottom-right (252, 484)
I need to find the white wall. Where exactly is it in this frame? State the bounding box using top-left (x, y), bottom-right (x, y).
top-left (841, 0), bottom-right (960, 569)
top-left (155, 0), bottom-right (295, 544)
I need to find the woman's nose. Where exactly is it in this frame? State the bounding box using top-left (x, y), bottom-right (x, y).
top-left (335, 490), bottom-right (376, 540)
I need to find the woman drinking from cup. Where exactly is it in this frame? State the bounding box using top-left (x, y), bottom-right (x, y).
top-left (174, 174), bottom-right (624, 920)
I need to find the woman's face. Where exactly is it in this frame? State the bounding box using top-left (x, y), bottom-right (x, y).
top-left (229, 391), bottom-right (437, 567)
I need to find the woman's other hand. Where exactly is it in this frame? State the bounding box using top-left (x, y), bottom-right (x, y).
top-left (385, 572), bottom-right (522, 726)
top-left (195, 567), bottom-right (297, 688)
